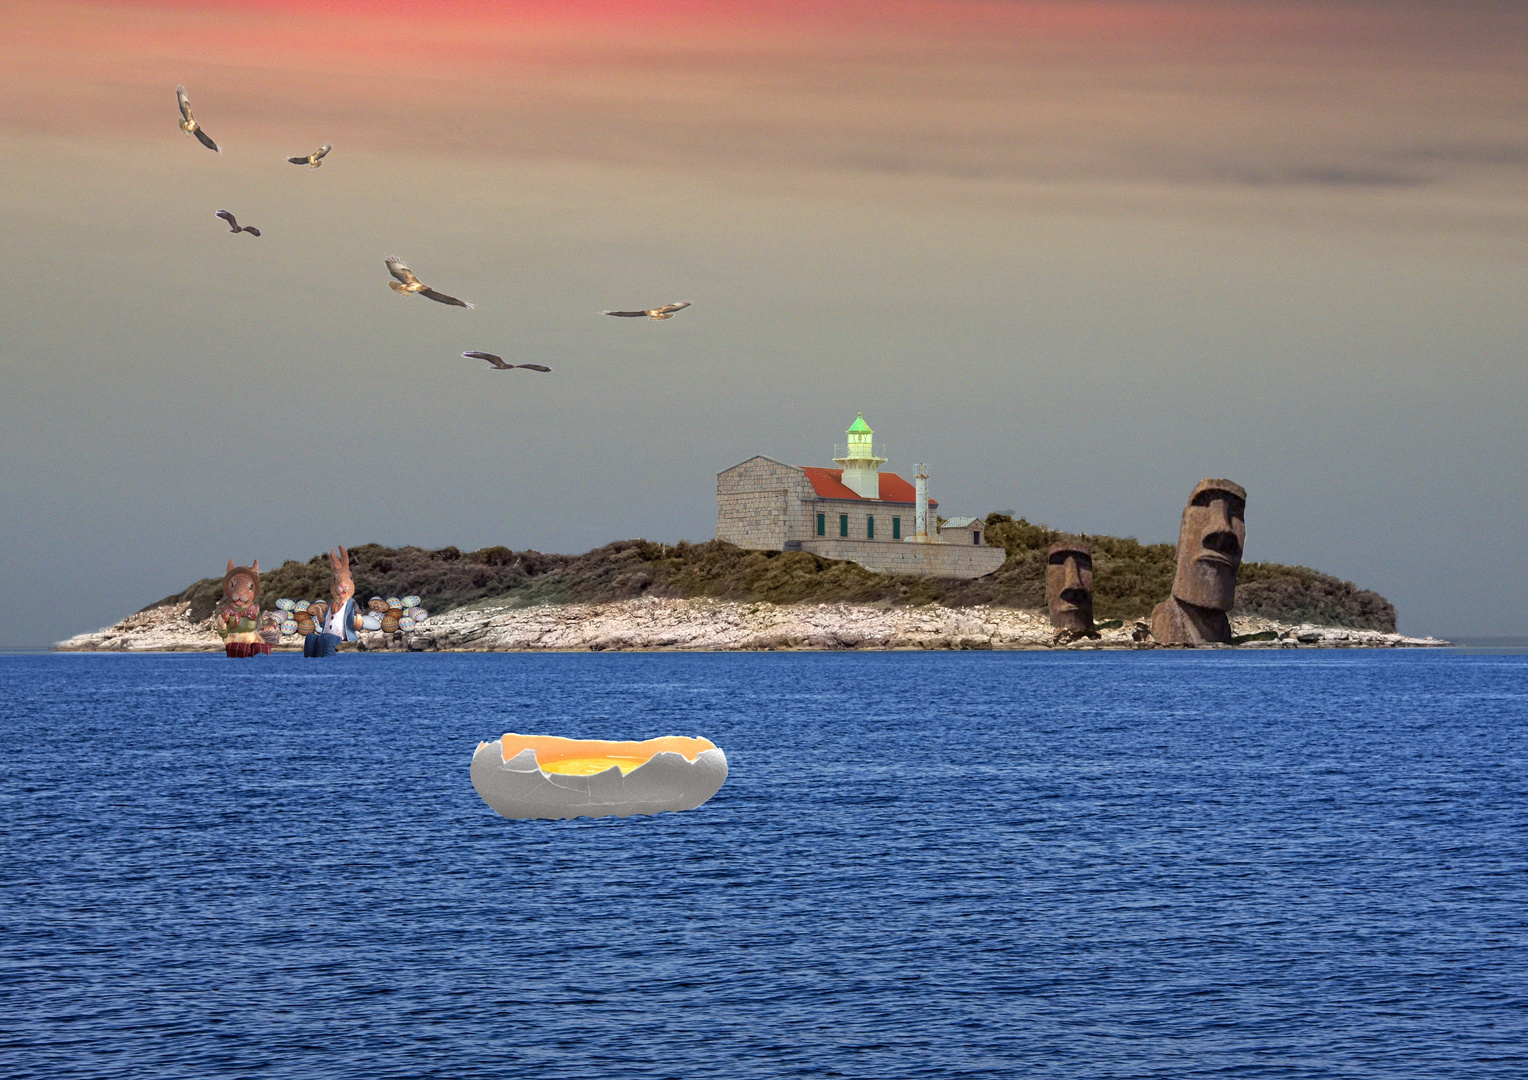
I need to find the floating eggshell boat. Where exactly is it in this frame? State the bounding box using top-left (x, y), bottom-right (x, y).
top-left (471, 733), bottom-right (728, 821)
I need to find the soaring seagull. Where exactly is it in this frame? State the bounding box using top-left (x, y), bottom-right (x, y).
top-left (463, 351), bottom-right (551, 372)
top-left (176, 85), bottom-right (220, 153)
top-left (287, 143), bottom-right (332, 168)
top-left (215, 209), bottom-right (260, 236)
top-left (601, 300), bottom-right (691, 321)
top-left (385, 257), bottom-right (473, 309)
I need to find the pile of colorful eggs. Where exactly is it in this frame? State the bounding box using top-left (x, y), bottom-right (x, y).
top-left (273, 598), bottom-right (325, 636)
top-left (270, 596), bottom-right (430, 637)
top-left (367, 595), bottom-right (430, 633)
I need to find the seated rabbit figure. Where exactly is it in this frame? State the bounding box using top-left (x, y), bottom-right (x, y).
top-left (303, 546), bottom-right (381, 657)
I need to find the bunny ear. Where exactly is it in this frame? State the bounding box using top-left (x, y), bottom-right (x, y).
top-left (329, 548), bottom-right (340, 569)
top-left (251, 559), bottom-right (260, 574)
top-left (337, 545), bottom-right (349, 568)
top-left (227, 559), bottom-right (236, 574)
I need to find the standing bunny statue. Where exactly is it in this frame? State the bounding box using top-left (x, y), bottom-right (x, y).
top-left (302, 546), bottom-right (382, 657)
top-left (216, 560), bottom-right (271, 658)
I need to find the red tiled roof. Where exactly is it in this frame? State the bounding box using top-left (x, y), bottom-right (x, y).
top-left (800, 467), bottom-right (936, 507)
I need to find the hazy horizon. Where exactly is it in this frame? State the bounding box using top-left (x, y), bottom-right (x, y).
top-left (2, 0), bottom-right (1525, 645)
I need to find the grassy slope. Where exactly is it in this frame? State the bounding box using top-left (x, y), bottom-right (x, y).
top-left (149, 516), bottom-right (1396, 632)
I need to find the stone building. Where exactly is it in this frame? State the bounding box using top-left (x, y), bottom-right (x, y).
top-left (935, 516), bottom-right (988, 546)
top-left (716, 414), bottom-right (1005, 579)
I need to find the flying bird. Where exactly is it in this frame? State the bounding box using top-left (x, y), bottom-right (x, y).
top-left (463, 352), bottom-right (551, 372)
top-left (215, 209), bottom-right (260, 236)
top-left (175, 85), bottom-right (220, 153)
top-left (601, 301), bottom-right (691, 321)
top-left (385, 257), bottom-right (473, 308)
top-left (287, 144), bottom-right (332, 168)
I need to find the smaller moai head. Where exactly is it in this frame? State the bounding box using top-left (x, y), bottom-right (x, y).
top-left (329, 546), bottom-right (355, 608)
top-left (1171, 479), bottom-right (1246, 611)
top-left (1046, 541), bottom-right (1094, 632)
top-left (223, 559), bottom-right (261, 609)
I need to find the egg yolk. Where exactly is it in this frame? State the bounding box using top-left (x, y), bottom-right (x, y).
top-left (539, 755), bottom-right (648, 776)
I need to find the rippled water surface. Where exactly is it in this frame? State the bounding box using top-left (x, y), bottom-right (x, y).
top-left (2, 650), bottom-right (1525, 1079)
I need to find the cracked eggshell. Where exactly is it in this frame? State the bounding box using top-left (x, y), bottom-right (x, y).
top-left (471, 733), bottom-right (728, 821)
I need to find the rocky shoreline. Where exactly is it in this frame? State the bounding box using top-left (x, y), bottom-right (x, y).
top-left (56, 596), bottom-right (1448, 653)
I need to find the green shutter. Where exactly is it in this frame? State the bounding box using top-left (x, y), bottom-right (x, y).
top-left (839, 514), bottom-right (848, 537)
top-left (816, 513), bottom-right (825, 536)
top-left (867, 515), bottom-right (875, 538)
top-left (892, 516), bottom-right (901, 539)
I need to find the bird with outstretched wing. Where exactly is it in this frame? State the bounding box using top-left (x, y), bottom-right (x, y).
top-left (215, 209), bottom-right (260, 236)
top-left (288, 144), bottom-right (332, 168)
top-left (601, 300), bottom-right (691, 321)
top-left (386, 257), bottom-right (473, 308)
top-left (176, 85), bottom-right (220, 153)
top-left (463, 352), bottom-right (551, 372)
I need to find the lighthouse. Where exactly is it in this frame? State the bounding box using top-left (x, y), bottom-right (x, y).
top-left (832, 413), bottom-right (886, 499)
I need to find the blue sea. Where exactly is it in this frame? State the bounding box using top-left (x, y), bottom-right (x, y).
top-left (2, 651), bottom-right (1524, 1079)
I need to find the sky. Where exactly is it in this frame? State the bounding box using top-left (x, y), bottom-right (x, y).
top-left (1, 0), bottom-right (1525, 646)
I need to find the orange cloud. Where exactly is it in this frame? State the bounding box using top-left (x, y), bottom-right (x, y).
top-left (4, 0), bottom-right (1524, 201)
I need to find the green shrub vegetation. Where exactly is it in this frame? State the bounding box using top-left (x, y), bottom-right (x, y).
top-left (148, 518), bottom-right (1396, 632)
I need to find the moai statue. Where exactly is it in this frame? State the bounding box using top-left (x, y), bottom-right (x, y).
top-left (1151, 479), bottom-right (1246, 644)
top-left (1046, 541), bottom-right (1094, 635)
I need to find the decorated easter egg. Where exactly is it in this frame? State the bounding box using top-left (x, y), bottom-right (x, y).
top-left (280, 620), bottom-right (298, 636)
top-left (407, 607), bottom-right (429, 623)
top-left (386, 597), bottom-right (403, 611)
top-left (275, 598), bottom-right (296, 612)
top-left (398, 617), bottom-right (415, 632)
top-left (381, 608), bottom-right (402, 633)
top-left (402, 595), bottom-right (422, 609)
top-left (368, 597), bottom-right (388, 614)
top-left (471, 734), bottom-right (728, 821)
top-left (293, 600), bottom-right (309, 612)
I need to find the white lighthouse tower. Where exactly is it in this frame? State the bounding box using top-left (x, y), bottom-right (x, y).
top-left (833, 413), bottom-right (886, 499)
top-left (912, 462), bottom-right (930, 541)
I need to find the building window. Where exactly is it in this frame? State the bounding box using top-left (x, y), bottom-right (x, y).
top-left (892, 516), bottom-right (901, 540)
top-left (839, 514), bottom-right (848, 538)
top-left (973, 531), bottom-right (981, 546)
top-left (816, 513), bottom-right (825, 536)
top-left (867, 515), bottom-right (875, 539)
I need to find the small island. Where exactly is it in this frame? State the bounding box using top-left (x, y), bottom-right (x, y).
top-left (55, 525), bottom-right (1445, 653)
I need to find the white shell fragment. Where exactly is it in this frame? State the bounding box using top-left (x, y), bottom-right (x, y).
top-left (471, 733), bottom-right (728, 821)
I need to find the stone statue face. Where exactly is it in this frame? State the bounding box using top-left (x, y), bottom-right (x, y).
top-left (1172, 479), bottom-right (1246, 611)
top-left (1046, 541), bottom-right (1094, 631)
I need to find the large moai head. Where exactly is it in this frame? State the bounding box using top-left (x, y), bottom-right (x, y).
top-left (1171, 479), bottom-right (1246, 611)
top-left (1046, 541), bottom-right (1094, 632)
